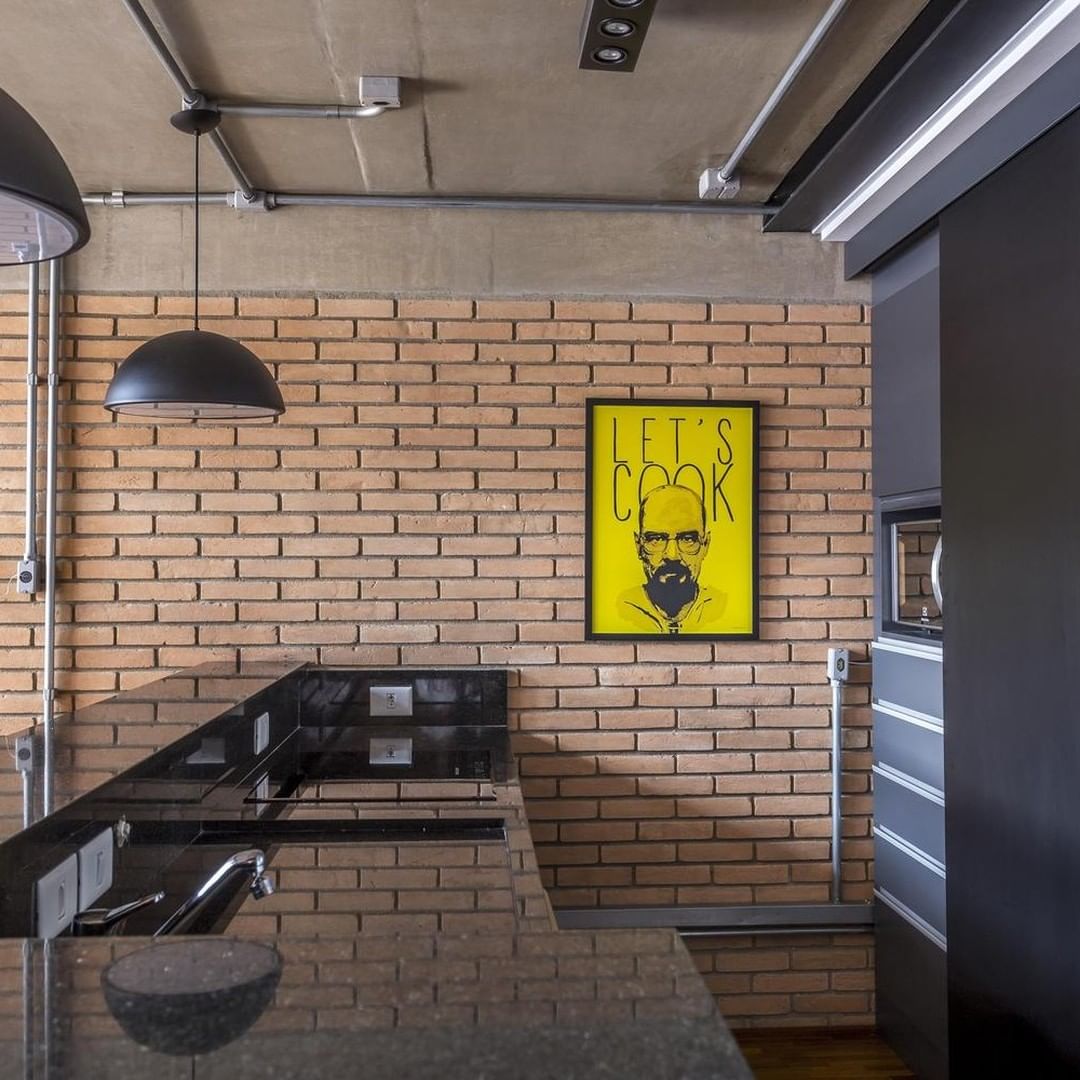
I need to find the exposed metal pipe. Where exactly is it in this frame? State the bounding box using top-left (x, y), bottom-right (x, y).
top-left (81, 190), bottom-right (770, 215)
top-left (20, 751), bottom-right (32, 830)
top-left (718, 0), bottom-right (851, 182)
top-left (120, 0), bottom-right (256, 200)
top-left (23, 265), bottom-right (39, 566)
top-left (214, 102), bottom-right (387, 120)
top-left (41, 260), bottom-right (61, 818)
top-left (830, 675), bottom-right (844, 903)
top-left (273, 193), bottom-right (767, 214)
top-left (81, 192), bottom-right (230, 207)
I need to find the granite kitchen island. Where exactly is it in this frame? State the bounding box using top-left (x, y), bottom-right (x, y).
top-left (0, 663), bottom-right (752, 1078)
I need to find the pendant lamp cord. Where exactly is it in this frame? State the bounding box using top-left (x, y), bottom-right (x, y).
top-left (193, 132), bottom-right (201, 331)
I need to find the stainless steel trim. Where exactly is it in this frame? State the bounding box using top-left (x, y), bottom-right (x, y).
top-left (875, 887), bottom-right (947, 951)
top-left (555, 902), bottom-right (874, 933)
top-left (82, 190), bottom-right (770, 216)
top-left (874, 824), bottom-right (946, 878)
top-left (23, 263), bottom-right (39, 565)
top-left (873, 762), bottom-right (944, 805)
top-left (872, 637), bottom-right (943, 661)
top-left (41, 260), bottom-right (60, 818)
top-left (717, 0), bottom-right (852, 182)
top-left (873, 698), bottom-right (943, 732)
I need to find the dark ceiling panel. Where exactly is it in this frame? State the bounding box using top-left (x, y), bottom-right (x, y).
top-left (764, 0), bottom-right (1050, 234)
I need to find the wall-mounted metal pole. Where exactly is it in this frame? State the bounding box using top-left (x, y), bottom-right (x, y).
top-left (120, 0), bottom-right (256, 200)
top-left (23, 265), bottom-right (39, 568)
top-left (718, 0), bottom-right (851, 183)
top-left (41, 260), bottom-right (61, 818)
top-left (829, 676), bottom-right (844, 903)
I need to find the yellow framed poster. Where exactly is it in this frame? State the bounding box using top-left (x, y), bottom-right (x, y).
top-left (585, 398), bottom-right (759, 640)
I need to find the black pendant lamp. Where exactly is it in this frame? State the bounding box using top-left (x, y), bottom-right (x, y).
top-left (0, 87), bottom-right (90, 264)
top-left (104, 109), bottom-right (284, 420)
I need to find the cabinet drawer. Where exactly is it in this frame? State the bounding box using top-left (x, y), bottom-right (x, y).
top-left (873, 765), bottom-right (945, 865)
top-left (874, 705), bottom-right (944, 793)
top-left (873, 641), bottom-right (943, 722)
top-left (875, 827), bottom-right (946, 938)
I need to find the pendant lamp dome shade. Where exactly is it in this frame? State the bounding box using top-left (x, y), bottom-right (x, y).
top-left (0, 87), bottom-right (90, 265)
top-left (103, 330), bottom-right (285, 419)
top-left (104, 108), bottom-right (284, 421)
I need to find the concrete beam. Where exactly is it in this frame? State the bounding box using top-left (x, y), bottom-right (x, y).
top-left (50, 206), bottom-right (866, 301)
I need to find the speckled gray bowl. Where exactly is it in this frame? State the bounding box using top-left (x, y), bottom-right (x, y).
top-left (102, 938), bottom-right (281, 1056)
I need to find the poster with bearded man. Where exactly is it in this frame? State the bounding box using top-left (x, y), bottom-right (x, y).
top-left (585, 399), bottom-right (758, 640)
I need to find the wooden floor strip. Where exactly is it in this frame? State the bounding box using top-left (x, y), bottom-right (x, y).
top-left (734, 1028), bottom-right (916, 1080)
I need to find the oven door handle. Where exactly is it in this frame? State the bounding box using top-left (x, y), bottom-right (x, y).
top-left (930, 535), bottom-right (944, 614)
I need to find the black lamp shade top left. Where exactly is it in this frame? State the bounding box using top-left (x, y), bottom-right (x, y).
top-left (0, 87), bottom-right (90, 265)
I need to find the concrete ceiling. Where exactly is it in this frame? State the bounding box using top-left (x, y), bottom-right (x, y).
top-left (1, 0), bottom-right (927, 203)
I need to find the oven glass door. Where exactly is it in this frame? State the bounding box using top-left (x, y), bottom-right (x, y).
top-left (886, 513), bottom-right (943, 637)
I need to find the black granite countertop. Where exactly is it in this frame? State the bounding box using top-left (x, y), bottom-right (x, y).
top-left (0, 664), bottom-right (752, 1078)
top-left (1, 929), bottom-right (751, 1079)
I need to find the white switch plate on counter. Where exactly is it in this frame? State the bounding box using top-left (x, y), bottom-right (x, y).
top-left (370, 686), bottom-right (413, 717)
top-left (36, 854), bottom-right (79, 938)
top-left (369, 737), bottom-right (413, 766)
top-left (77, 828), bottom-right (114, 909)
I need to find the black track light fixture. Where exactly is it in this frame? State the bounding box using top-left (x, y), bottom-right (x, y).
top-left (579, 0), bottom-right (658, 72)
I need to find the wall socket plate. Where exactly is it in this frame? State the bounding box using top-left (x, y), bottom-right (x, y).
top-left (77, 828), bottom-right (114, 909)
top-left (36, 854), bottom-right (79, 938)
top-left (370, 686), bottom-right (413, 717)
top-left (369, 737), bottom-right (413, 766)
top-left (16, 558), bottom-right (40, 594)
top-left (827, 647), bottom-right (851, 683)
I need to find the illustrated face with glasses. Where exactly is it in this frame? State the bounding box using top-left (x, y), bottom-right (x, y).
top-left (634, 485), bottom-right (711, 618)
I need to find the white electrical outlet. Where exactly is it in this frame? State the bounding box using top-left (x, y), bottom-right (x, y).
top-left (370, 686), bottom-right (413, 717)
top-left (77, 829), bottom-right (114, 909)
top-left (254, 711), bottom-right (270, 755)
top-left (36, 854), bottom-right (79, 938)
top-left (369, 737), bottom-right (413, 766)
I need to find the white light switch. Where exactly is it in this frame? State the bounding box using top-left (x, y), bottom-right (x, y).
top-left (77, 829), bottom-right (114, 909)
top-left (36, 854), bottom-right (79, 938)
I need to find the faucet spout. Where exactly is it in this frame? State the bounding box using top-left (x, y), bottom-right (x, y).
top-left (154, 848), bottom-right (274, 937)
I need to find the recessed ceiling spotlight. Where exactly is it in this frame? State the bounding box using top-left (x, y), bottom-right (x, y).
top-left (592, 46), bottom-right (629, 64)
top-left (579, 0), bottom-right (656, 72)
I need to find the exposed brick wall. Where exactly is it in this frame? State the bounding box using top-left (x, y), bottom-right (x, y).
top-left (686, 932), bottom-right (876, 1028)
top-left (0, 291), bottom-right (873, 1022)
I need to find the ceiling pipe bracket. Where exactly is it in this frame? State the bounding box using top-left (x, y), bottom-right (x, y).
top-left (698, 169), bottom-right (742, 201)
top-left (228, 189), bottom-right (275, 212)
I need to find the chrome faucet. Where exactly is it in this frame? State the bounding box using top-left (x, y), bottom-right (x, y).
top-left (153, 848), bottom-right (274, 937)
top-left (72, 891), bottom-right (165, 936)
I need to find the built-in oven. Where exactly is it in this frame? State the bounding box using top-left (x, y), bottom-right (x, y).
top-left (882, 506), bottom-right (942, 641)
